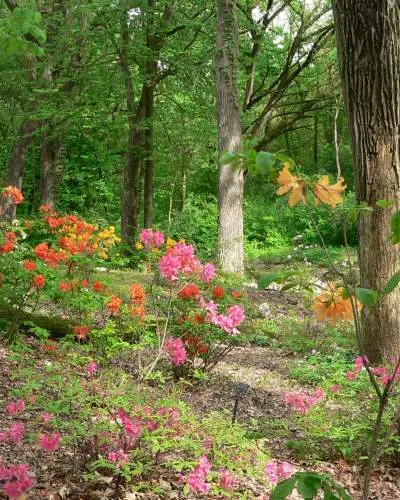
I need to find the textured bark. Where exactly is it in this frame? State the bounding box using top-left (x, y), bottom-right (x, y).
top-left (1, 119), bottom-right (39, 220)
top-left (143, 85), bottom-right (154, 228)
top-left (333, 1), bottom-right (400, 362)
top-left (40, 131), bottom-right (62, 209)
top-left (215, 0), bottom-right (244, 274)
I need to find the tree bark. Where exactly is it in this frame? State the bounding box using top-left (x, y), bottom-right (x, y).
top-left (40, 130), bottom-right (62, 209)
top-left (1, 119), bottom-right (39, 220)
top-left (332, 0), bottom-right (400, 362)
top-left (215, 0), bottom-right (244, 274)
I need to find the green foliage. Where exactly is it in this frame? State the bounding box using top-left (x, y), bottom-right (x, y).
top-left (271, 472), bottom-right (351, 500)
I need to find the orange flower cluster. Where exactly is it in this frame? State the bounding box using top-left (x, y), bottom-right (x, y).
top-left (0, 232), bottom-right (16, 254)
top-left (276, 164), bottom-right (346, 208)
top-left (34, 243), bottom-right (67, 268)
top-left (73, 325), bottom-right (91, 340)
top-left (311, 284), bottom-right (356, 325)
top-left (22, 260), bottom-right (37, 272)
top-left (2, 186), bottom-right (23, 205)
top-left (129, 284), bottom-right (145, 319)
top-left (33, 275), bottom-right (45, 289)
top-left (212, 286), bottom-right (225, 299)
top-left (107, 295), bottom-right (122, 316)
top-left (178, 284), bottom-right (200, 300)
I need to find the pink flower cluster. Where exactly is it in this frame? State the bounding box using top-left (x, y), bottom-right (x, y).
top-left (0, 423), bottom-right (25, 444)
top-left (158, 241), bottom-right (216, 283)
top-left (0, 464), bottom-right (33, 499)
top-left (6, 399), bottom-right (25, 416)
top-left (87, 360), bottom-right (98, 377)
top-left (202, 300), bottom-right (245, 334)
top-left (219, 469), bottom-right (238, 490)
top-left (164, 337), bottom-right (187, 366)
top-left (108, 449), bottom-right (129, 466)
top-left (284, 388), bottom-right (325, 414)
top-left (39, 432), bottom-right (61, 452)
top-left (116, 408), bottom-right (142, 440)
top-left (345, 356), bottom-right (400, 386)
top-left (187, 455), bottom-right (211, 495)
top-left (265, 461), bottom-right (294, 485)
top-left (139, 228), bottom-right (165, 249)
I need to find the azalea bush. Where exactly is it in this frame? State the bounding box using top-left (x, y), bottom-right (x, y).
top-left (1, 338), bottom-right (270, 498)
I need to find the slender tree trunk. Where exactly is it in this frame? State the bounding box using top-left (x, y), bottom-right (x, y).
top-left (40, 130), bottom-right (61, 209)
top-left (215, 0), bottom-right (244, 274)
top-left (333, 1), bottom-right (400, 362)
top-left (1, 119), bottom-right (39, 220)
top-left (143, 60), bottom-right (156, 229)
top-left (180, 153), bottom-right (187, 212)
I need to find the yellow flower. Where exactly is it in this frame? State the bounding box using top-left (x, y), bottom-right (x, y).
top-left (166, 237), bottom-right (176, 249)
top-left (135, 242), bottom-right (144, 250)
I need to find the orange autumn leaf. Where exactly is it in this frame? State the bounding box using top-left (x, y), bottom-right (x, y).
top-left (311, 284), bottom-right (358, 325)
top-left (313, 176), bottom-right (346, 208)
top-left (276, 163), bottom-right (306, 207)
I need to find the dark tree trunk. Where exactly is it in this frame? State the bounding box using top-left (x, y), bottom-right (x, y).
top-left (1, 119), bottom-right (39, 220)
top-left (143, 62), bottom-right (156, 229)
top-left (215, 0), bottom-right (244, 274)
top-left (40, 130), bottom-right (61, 209)
top-left (332, 1), bottom-right (400, 362)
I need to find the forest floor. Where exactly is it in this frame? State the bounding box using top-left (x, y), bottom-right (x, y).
top-left (1, 263), bottom-right (400, 499)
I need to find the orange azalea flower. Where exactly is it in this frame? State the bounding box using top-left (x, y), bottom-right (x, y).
top-left (23, 260), bottom-right (37, 272)
top-left (129, 305), bottom-right (145, 320)
top-left (2, 186), bottom-right (23, 205)
top-left (73, 325), bottom-right (90, 340)
top-left (313, 176), bottom-right (346, 208)
top-left (33, 274), bottom-right (45, 289)
top-left (276, 164), bottom-right (306, 207)
top-left (311, 284), bottom-right (357, 325)
top-left (129, 284), bottom-right (145, 305)
top-left (92, 280), bottom-right (104, 293)
top-left (106, 295), bottom-right (122, 315)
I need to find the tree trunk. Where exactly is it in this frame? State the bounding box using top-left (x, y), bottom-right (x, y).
top-left (332, 1), bottom-right (400, 362)
top-left (40, 130), bottom-right (61, 209)
top-left (143, 60), bottom-right (156, 229)
top-left (1, 119), bottom-right (39, 220)
top-left (215, 0), bottom-right (244, 274)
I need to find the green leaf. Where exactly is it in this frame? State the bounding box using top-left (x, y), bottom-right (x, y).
top-left (383, 271), bottom-right (400, 294)
top-left (258, 272), bottom-right (292, 289)
top-left (391, 211), bottom-right (400, 244)
top-left (376, 199), bottom-right (394, 208)
top-left (220, 151), bottom-right (237, 165)
top-left (255, 151), bottom-right (276, 172)
top-left (297, 475), bottom-right (321, 498)
top-left (355, 287), bottom-right (378, 307)
top-left (270, 477), bottom-right (297, 500)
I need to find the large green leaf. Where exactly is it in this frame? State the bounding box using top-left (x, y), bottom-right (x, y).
top-left (255, 151), bottom-right (276, 172)
top-left (258, 271), bottom-right (293, 289)
top-left (220, 151), bottom-right (237, 165)
top-left (391, 211), bottom-right (400, 244)
top-left (355, 287), bottom-right (378, 307)
top-left (270, 477), bottom-right (297, 500)
top-left (297, 475), bottom-right (321, 498)
top-left (383, 271), bottom-right (400, 294)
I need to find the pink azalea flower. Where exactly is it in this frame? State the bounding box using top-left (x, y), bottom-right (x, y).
top-left (41, 412), bottom-right (53, 423)
top-left (200, 263), bottom-right (216, 283)
top-left (6, 399), bottom-right (25, 416)
top-left (227, 305), bottom-right (245, 324)
top-left (1, 464), bottom-right (33, 499)
top-left (9, 422), bottom-right (24, 443)
top-left (346, 370), bottom-right (358, 380)
top-left (159, 254), bottom-right (181, 281)
top-left (219, 470), bottom-right (238, 490)
top-left (39, 432), bottom-right (61, 452)
top-left (331, 384), bottom-right (341, 393)
top-left (187, 456), bottom-right (211, 495)
top-left (139, 228), bottom-right (165, 249)
top-left (164, 337), bottom-right (187, 366)
top-left (265, 461), bottom-right (294, 485)
top-left (107, 449), bottom-right (129, 465)
top-left (87, 360), bottom-right (98, 376)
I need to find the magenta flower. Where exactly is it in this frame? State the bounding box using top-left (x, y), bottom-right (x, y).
top-left (164, 337), bottom-right (187, 366)
top-left (284, 389), bottom-right (325, 414)
top-left (87, 360), bottom-right (98, 376)
top-left (41, 412), bottom-right (53, 423)
top-left (139, 228), bottom-right (165, 249)
top-left (265, 461), bottom-right (293, 485)
top-left (159, 253), bottom-right (181, 281)
top-left (107, 449), bottom-right (129, 465)
top-left (39, 432), bottom-right (61, 452)
top-left (200, 263), bottom-right (216, 283)
top-left (9, 423), bottom-right (24, 444)
top-left (0, 464), bottom-right (33, 499)
top-left (6, 399), bottom-right (25, 416)
top-left (219, 470), bottom-right (238, 490)
top-left (187, 456), bottom-right (211, 495)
